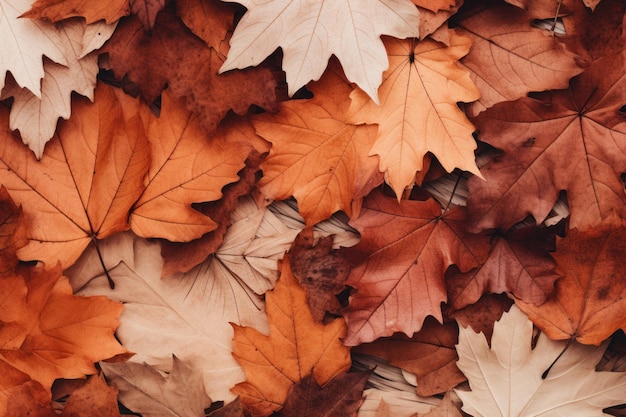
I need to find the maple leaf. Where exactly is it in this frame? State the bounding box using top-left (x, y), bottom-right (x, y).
top-left (231, 255), bottom-right (351, 416)
top-left (208, 398), bottom-right (245, 417)
top-left (176, 0), bottom-right (234, 49)
top-left (254, 62), bottom-right (383, 226)
top-left (68, 232), bottom-right (268, 401)
top-left (102, 9), bottom-right (278, 136)
top-left (445, 226), bottom-right (560, 310)
top-left (0, 187), bottom-right (27, 276)
top-left (515, 219), bottom-right (626, 345)
top-left (358, 388), bottom-right (441, 417)
top-left (274, 371), bottom-right (369, 417)
top-left (455, 305), bottom-right (626, 416)
top-left (452, 0), bottom-right (583, 116)
top-left (1, 18), bottom-right (117, 158)
top-left (0, 362), bottom-right (54, 417)
top-left (219, 0), bottom-right (420, 101)
top-left (0, 82), bottom-right (149, 269)
top-left (131, 0), bottom-right (165, 30)
top-left (347, 31), bottom-right (481, 198)
top-left (23, 0), bottom-right (130, 24)
top-left (0, 263), bottom-right (126, 393)
top-left (0, 0), bottom-right (68, 97)
top-left (467, 50), bottom-right (626, 231)
top-left (354, 319), bottom-right (465, 396)
top-left (60, 374), bottom-right (120, 417)
top-left (342, 189), bottom-right (490, 345)
top-left (100, 356), bottom-right (211, 417)
top-left (446, 293), bottom-right (513, 341)
top-left (129, 89), bottom-right (248, 242)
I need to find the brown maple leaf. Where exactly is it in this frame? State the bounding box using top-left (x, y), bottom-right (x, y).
top-left (60, 374), bottom-right (120, 417)
top-left (342, 189), bottom-right (491, 346)
top-left (445, 293), bottom-right (513, 342)
top-left (0, 82), bottom-right (149, 269)
top-left (354, 319), bottom-right (466, 396)
top-left (445, 226), bottom-right (560, 310)
top-left (102, 9), bottom-right (278, 137)
top-left (254, 62), bottom-right (383, 226)
top-left (231, 255), bottom-right (351, 416)
top-left (274, 372), bottom-right (369, 417)
top-left (131, 0), bottom-right (165, 30)
top-left (467, 50), bottom-right (626, 232)
top-left (453, 0), bottom-right (583, 117)
top-left (0, 187), bottom-right (27, 276)
top-left (516, 218), bottom-right (626, 345)
top-left (129, 89), bottom-right (249, 242)
top-left (176, 0), bottom-right (234, 49)
top-left (23, 0), bottom-right (130, 24)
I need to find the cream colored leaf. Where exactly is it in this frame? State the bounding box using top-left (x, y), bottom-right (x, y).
top-left (0, 0), bottom-right (68, 97)
top-left (455, 305), bottom-right (626, 417)
top-left (358, 390), bottom-right (439, 417)
top-left (67, 232), bottom-right (268, 402)
top-left (219, 0), bottom-right (420, 102)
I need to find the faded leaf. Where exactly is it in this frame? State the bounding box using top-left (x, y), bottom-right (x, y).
top-left (102, 10), bottom-right (278, 136)
top-left (445, 226), bottom-right (559, 310)
top-left (68, 232), bottom-right (268, 401)
top-left (61, 374), bottom-right (120, 417)
top-left (347, 31), bottom-right (481, 197)
top-left (0, 0), bottom-right (68, 97)
top-left (342, 189), bottom-right (490, 345)
top-left (219, 0), bottom-right (420, 101)
top-left (0, 83), bottom-right (148, 269)
top-left (254, 64), bottom-right (383, 225)
top-left (358, 389), bottom-right (440, 417)
top-left (421, 393), bottom-right (462, 417)
top-left (208, 398), bottom-right (245, 417)
top-left (453, 1), bottom-right (583, 116)
top-left (275, 372), bottom-right (369, 417)
top-left (101, 356), bottom-right (211, 417)
top-left (354, 319), bottom-right (465, 396)
top-left (455, 305), bottom-right (626, 416)
top-left (23, 0), bottom-right (130, 24)
top-left (231, 255), bottom-right (351, 416)
top-left (467, 51), bottom-right (626, 231)
top-left (130, 89), bottom-right (248, 242)
top-left (516, 219), bottom-right (626, 345)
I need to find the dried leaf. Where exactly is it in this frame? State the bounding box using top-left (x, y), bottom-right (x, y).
top-left (23, 0), bottom-right (130, 24)
top-left (61, 374), bottom-right (120, 417)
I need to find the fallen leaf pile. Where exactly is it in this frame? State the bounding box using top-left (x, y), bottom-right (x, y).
top-left (0, 0), bottom-right (626, 415)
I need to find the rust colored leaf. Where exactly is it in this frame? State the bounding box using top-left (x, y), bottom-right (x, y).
top-left (347, 31), bottom-right (481, 198)
top-left (23, 0), bottom-right (130, 24)
top-left (102, 10), bottom-right (278, 137)
top-left (176, 0), bottom-right (234, 49)
top-left (289, 228), bottom-right (350, 321)
top-left (255, 63), bottom-right (383, 226)
top-left (446, 293), bottom-right (513, 342)
top-left (354, 319), bottom-right (465, 396)
top-left (516, 219), bottom-right (626, 345)
top-left (274, 372), bottom-right (368, 417)
top-left (231, 256), bottom-right (351, 416)
top-left (5, 378), bottom-right (57, 417)
top-left (445, 226), bottom-right (560, 310)
top-left (0, 187), bottom-right (27, 276)
top-left (342, 189), bottom-right (490, 345)
top-left (454, 1), bottom-right (583, 116)
top-left (131, 0), bottom-right (165, 30)
top-left (467, 51), bottom-right (626, 232)
top-left (0, 82), bottom-right (149, 269)
top-left (129, 89), bottom-right (249, 242)
top-left (0, 264), bottom-right (126, 392)
top-left (61, 374), bottom-right (120, 417)
top-left (412, 0), bottom-right (457, 12)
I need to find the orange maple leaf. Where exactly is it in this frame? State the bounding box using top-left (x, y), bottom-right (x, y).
top-left (347, 31), bottom-right (481, 198)
top-left (0, 187), bottom-right (27, 277)
top-left (342, 189), bottom-right (490, 346)
top-left (254, 63), bottom-right (383, 226)
top-left (22, 0), bottom-right (130, 24)
top-left (231, 255), bottom-right (351, 416)
top-left (516, 218), bottom-right (626, 345)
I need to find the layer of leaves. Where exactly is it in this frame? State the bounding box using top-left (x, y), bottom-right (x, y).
top-left (23, 0), bottom-right (130, 24)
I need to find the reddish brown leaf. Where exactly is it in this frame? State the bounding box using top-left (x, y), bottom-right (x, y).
top-left (445, 293), bottom-right (513, 342)
top-left (445, 226), bottom-right (560, 310)
top-left (5, 378), bottom-right (57, 417)
top-left (0, 187), bottom-right (27, 277)
top-left (274, 372), bottom-right (368, 417)
top-left (23, 0), bottom-right (130, 24)
top-left (516, 218), bottom-right (626, 345)
top-left (467, 51), bottom-right (626, 232)
top-left (208, 398), bottom-right (245, 417)
top-left (342, 189), bottom-right (491, 345)
top-left (102, 10), bottom-right (278, 137)
top-left (354, 319), bottom-right (466, 396)
top-left (61, 374), bottom-right (120, 417)
top-left (176, 0), bottom-right (234, 49)
top-left (131, 0), bottom-right (166, 30)
top-left (289, 228), bottom-right (350, 321)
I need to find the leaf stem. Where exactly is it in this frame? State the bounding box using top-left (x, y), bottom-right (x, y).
top-left (541, 337), bottom-right (574, 379)
top-left (91, 238), bottom-right (115, 289)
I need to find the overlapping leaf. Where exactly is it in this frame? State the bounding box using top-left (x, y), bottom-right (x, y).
top-left (347, 31), bottom-right (481, 197)
top-left (23, 0), bottom-right (130, 24)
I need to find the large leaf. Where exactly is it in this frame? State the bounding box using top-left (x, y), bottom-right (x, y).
top-left (67, 232), bottom-right (268, 401)
top-left (231, 255), bottom-right (351, 416)
top-left (455, 305), bottom-right (626, 416)
top-left (219, 0), bottom-right (420, 101)
top-left (347, 31), bottom-right (481, 197)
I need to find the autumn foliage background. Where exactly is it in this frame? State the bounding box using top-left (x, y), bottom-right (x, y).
top-left (1, 0), bottom-right (626, 415)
